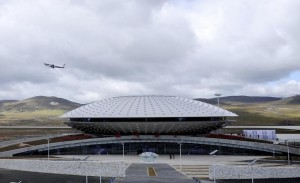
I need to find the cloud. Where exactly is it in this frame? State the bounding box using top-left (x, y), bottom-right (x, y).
top-left (239, 80), bottom-right (300, 97)
top-left (0, 0), bottom-right (299, 103)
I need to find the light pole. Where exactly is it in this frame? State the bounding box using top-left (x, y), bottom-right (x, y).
top-left (179, 142), bottom-right (182, 171)
top-left (47, 138), bottom-right (51, 161)
top-left (214, 94), bottom-right (221, 107)
top-left (288, 140), bottom-right (290, 165)
top-left (84, 156), bottom-right (90, 183)
top-left (273, 140), bottom-right (279, 159)
top-left (209, 150), bottom-right (218, 183)
top-left (96, 149), bottom-right (103, 183)
top-left (249, 159), bottom-right (257, 183)
top-left (121, 142), bottom-right (125, 162)
top-left (99, 171), bottom-right (102, 183)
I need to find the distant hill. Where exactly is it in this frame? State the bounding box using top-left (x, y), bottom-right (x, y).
top-left (0, 95), bottom-right (299, 126)
top-left (271, 95), bottom-right (300, 105)
top-left (0, 96), bottom-right (81, 112)
top-left (218, 96), bottom-right (281, 103)
top-left (0, 96), bottom-right (82, 126)
top-left (195, 96), bottom-right (281, 105)
top-left (0, 100), bottom-right (18, 103)
top-left (0, 100), bottom-right (18, 108)
top-left (195, 95), bottom-right (300, 126)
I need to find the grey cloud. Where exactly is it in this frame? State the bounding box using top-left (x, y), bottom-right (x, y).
top-left (0, 0), bottom-right (300, 102)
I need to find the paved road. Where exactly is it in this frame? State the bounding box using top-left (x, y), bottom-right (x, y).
top-left (0, 168), bottom-right (110, 183)
top-left (116, 163), bottom-right (194, 183)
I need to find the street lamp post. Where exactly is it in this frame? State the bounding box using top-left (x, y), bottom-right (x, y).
top-left (179, 142), bottom-right (182, 171)
top-left (47, 138), bottom-right (51, 161)
top-left (287, 140), bottom-right (290, 165)
top-left (99, 171), bottom-right (102, 183)
top-left (214, 94), bottom-right (221, 107)
top-left (121, 142), bottom-right (125, 162)
top-left (249, 159), bottom-right (257, 183)
top-left (209, 150), bottom-right (218, 183)
top-left (84, 156), bottom-right (90, 183)
top-left (272, 140), bottom-right (279, 159)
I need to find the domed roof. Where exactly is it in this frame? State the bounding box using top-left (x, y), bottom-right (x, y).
top-left (62, 95), bottom-right (237, 118)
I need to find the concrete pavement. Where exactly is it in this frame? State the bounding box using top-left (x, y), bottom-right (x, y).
top-left (116, 163), bottom-right (195, 183)
top-left (0, 168), bottom-right (111, 183)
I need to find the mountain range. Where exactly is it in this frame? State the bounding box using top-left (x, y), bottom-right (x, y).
top-left (0, 95), bottom-right (299, 126)
top-left (195, 96), bottom-right (282, 104)
top-left (196, 95), bottom-right (300, 126)
top-left (0, 96), bottom-right (81, 126)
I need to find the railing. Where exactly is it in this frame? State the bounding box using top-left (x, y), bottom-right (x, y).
top-left (205, 134), bottom-right (273, 144)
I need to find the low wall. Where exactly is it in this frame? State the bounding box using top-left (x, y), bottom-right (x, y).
top-left (209, 164), bottom-right (300, 180)
top-left (0, 159), bottom-right (125, 177)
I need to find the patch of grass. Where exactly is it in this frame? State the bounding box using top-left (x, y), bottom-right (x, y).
top-left (223, 103), bottom-right (300, 126)
top-left (0, 109), bottom-right (66, 120)
top-left (0, 100), bottom-right (300, 126)
top-left (0, 109), bottom-right (68, 126)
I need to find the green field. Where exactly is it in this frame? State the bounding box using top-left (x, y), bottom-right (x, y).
top-left (0, 109), bottom-right (67, 126)
top-left (0, 95), bottom-right (299, 126)
top-left (223, 103), bottom-right (300, 125)
top-left (0, 96), bottom-right (79, 126)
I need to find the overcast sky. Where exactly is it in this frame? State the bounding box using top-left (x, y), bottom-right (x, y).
top-left (0, 0), bottom-right (300, 103)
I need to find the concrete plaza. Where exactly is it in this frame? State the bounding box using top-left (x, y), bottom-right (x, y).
top-left (1, 155), bottom-right (300, 183)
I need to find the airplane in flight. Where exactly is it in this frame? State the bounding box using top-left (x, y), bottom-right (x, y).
top-left (44, 63), bottom-right (66, 69)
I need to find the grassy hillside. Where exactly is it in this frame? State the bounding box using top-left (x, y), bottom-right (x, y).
top-left (0, 96), bottom-right (81, 126)
top-left (0, 95), bottom-right (299, 126)
top-left (195, 96), bottom-right (282, 105)
top-left (198, 95), bottom-right (300, 126)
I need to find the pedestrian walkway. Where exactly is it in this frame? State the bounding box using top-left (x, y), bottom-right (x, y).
top-left (116, 163), bottom-right (195, 183)
top-left (173, 165), bottom-right (209, 179)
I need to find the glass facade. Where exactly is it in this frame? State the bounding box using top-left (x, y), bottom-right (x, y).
top-left (19, 142), bottom-right (276, 156)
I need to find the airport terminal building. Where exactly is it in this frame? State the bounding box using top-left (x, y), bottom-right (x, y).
top-left (8, 95), bottom-right (300, 157)
top-left (57, 95), bottom-right (257, 155)
top-left (62, 95), bottom-right (237, 136)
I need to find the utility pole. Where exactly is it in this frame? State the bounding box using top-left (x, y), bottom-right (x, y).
top-left (214, 94), bottom-right (221, 107)
top-left (249, 159), bottom-right (257, 183)
top-left (209, 150), bottom-right (218, 183)
top-left (47, 138), bottom-right (51, 161)
top-left (286, 140), bottom-right (290, 165)
top-left (179, 142), bottom-right (182, 171)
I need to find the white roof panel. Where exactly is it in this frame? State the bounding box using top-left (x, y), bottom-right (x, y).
top-left (62, 95), bottom-right (238, 118)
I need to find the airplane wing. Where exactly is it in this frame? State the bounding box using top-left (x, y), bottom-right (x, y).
top-left (44, 63), bottom-right (65, 68)
top-left (54, 64), bottom-right (66, 68)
